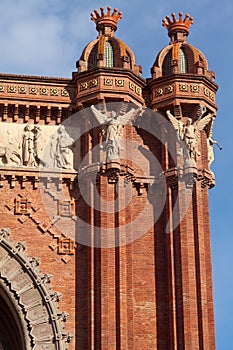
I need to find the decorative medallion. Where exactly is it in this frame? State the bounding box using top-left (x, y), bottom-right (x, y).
top-left (165, 85), bottom-right (174, 93)
top-left (129, 81), bottom-right (135, 91)
top-left (155, 87), bottom-right (163, 96)
top-left (40, 87), bottom-right (48, 95)
top-left (190, 85), bottom-right (200, 93)
top-left (204, 87), bottom-right (215, 101)
top-left (80, 82), bottom-right (88, 91)
top-left (179, 84), bottom-right (188, 92)
top-left (61, 88), bottom-right (69, 97)
top-left (104, 78), bottom-right (113, 86)
top-left (115, 79), bottom-right (124, 87)
top-left (89, 79), bottom-right (98, 88)
top-left (8, 85), bottom-right (16, 93)
top-left (18, 86), bottom-right (27, 94)
top-left (50, 88), bottom-right (59, 96)
top-left (135, 86), bottom-right (142, 95)
top-left (29, 86), bottom-right (38, 94)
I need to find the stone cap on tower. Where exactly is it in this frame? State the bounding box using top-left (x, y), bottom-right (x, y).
top-left (162, 12), bottom-right (193, 42)
top-left (91, 6), bottom-right (122, 36)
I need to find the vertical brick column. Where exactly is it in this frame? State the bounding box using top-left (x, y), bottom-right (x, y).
top-left (97, 175), bottom-right (117, 350)
top-left (116, 177), bottom-right (129, 350)
top-left (173, 184), bottom-right (200, 349)
top-left (193, 182), bottom-right (216, 349)
top-left (131, 191), bottom-right (157, 350)
top-left (166, 186), bottom-right (178, 350)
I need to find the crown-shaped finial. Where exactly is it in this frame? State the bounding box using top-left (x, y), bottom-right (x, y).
top-left (91, 6), bottom-right (122, 33)
top-left (162, 12), bottom-right (193, 38)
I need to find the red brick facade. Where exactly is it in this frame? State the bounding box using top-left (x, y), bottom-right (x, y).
top-left (0, 8), bottom-right (218, 350)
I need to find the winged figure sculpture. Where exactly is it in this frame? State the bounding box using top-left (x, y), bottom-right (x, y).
top-left (91, 105), bottom-right (143, 162)
top-left (166, 110), bottom-right (213, 161)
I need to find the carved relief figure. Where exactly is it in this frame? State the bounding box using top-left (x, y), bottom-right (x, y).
top-left (0, 143), bottom-right (21, 166)
top-left (50, 125), bottom-right (74, 169)
top-left (33, 125), bottom-right (43, 166)
top-left (22, 124), bottom-right (37, 166)
top-left (166, 109), bottom-right (213, 163)
top-left (0, 129), bottom-right (22, 166)
top-left (21, 124), bottom-right (45, 167)
top-left (91, 105), bottom-right (143, 162)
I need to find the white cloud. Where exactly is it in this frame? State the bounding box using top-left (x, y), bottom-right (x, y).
top-left (0, 0), bottom-right (95, 76)
top-left (0, 1), bottom-right (62, 74)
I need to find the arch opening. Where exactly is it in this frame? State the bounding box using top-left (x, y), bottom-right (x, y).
top-left (0, 284), bottom-right (26, 350)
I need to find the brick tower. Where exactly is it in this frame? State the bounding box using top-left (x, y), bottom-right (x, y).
top-left (0, 8), bottom-right (218, 350)
top-left (147, 12), bottom-right (218, 349)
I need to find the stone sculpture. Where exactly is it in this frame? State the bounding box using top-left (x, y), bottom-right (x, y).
top-left (50, 125), bottom-right (74, 169)
top-left (22, 124), bottom-right (45, 167)
top-left (207, 132), bottom-right (222, 167)
top-left (0, 129), bottom-right (22, 166)
top-left (33, 125), bottom-right (43, 165)
top-left (166, 109), bottom-right (213, 163)
top-left (22, 124), bottom-right (37, 166)
top-left (0, 123), bottom-right (76, 170)
top-left (91, 105), bottom-right (143, 162)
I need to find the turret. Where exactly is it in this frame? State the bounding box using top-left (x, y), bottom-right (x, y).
top-left (74, 7), bottom-right (145, 108)
top-left (149, 12), bottom-right (218, 118)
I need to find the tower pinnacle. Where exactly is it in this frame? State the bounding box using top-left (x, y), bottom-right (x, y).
top-left (162, 12), bottom-right (193, 41)
top-left (91, 6), bottom-right (122, 35)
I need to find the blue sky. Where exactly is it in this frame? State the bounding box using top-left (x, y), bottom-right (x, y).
top-left (0, 0), bottom-right (231, 347)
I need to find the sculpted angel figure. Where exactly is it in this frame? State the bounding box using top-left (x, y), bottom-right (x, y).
top-left (166, 110), bottom-right (213, 162)
top-left (91, 105), bottom-right (143, 162)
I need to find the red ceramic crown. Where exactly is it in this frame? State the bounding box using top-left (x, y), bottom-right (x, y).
top-left (91, 6), bottom-right (122, 32)
top-left (162, 12), bottom-right (193, 37)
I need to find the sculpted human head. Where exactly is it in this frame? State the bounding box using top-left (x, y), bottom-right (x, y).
top-left (111, 111), bottom-right (117, 119)
top-left (25, 124), bottom-right (33, 131)
top-left (58, 125), bottom-right (65, 134)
